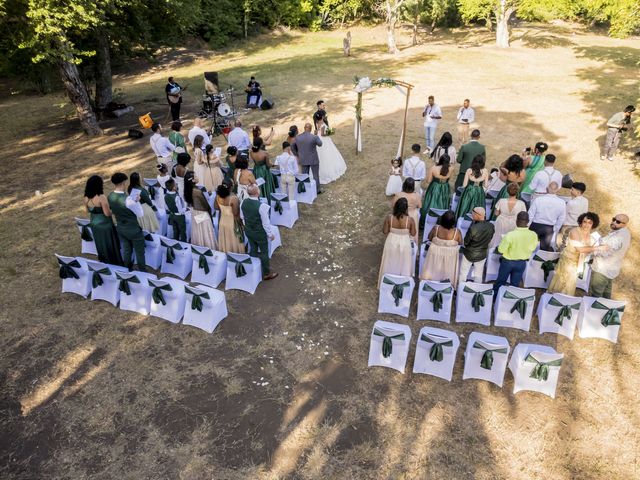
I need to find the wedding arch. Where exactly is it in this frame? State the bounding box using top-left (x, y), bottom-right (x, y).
top-left (353, 76), bottom-right (414, 158)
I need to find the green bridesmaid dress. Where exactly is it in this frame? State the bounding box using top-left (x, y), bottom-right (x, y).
top-left (420, 179), bottom-right (451, 229)
top-left (455, 179), bottom-right (485, 220)
top-left (89, 206), bottom-right (123, 266)
top-left (253, 160), bottom-right (276, 201)
top-left (520, 154), bottom-right (545, 195)
top-left (224, 155), bottom-right (236, 184)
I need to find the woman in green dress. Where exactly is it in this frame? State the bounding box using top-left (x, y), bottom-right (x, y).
top-left (224, 146), bottom-right (238, 185)
top-left (168, 121), bottom-right (186, 165)
top-left (83, 175), bottom-right (123, 266)
top-left (249, 137), bottom-right (276, 201)
top-left (490, 154), bottom-right (526, 220)
top-left (455, 154), bottom-right (488, 220)
top-left (520, 141), bottom-right (548, 195)
top-left (420, 152), bottom-right (452, 229)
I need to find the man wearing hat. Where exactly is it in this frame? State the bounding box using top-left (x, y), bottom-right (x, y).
top-left (602, 105), bottom-right (635, 161)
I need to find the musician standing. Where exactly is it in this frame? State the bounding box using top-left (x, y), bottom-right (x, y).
top-left (165, 76), bottom-right (183, 121)
top-left (602, 105), bottom-right (635, 161)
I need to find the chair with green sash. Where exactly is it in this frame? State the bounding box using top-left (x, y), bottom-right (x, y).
top-left (159, 236), bottom-right (192, 279)
top-left (268, 224), bottom-right (281, 258)
top-left (141, 231), bottom-right (163, 269)
top-left (225, 252), bottom-right (262, 294)
top-left (577, 296), bottom-right (625, 343)
top-left (75, 217), bottom-right (98, 256)
top-left (269, 193), bottom-right (298, 229)
top-left (417, 280), bottom-right (453, 322)
top-left (378, 274), bottom-right (415, 318)
top-left (422, 209), bottom-right (447, 242)
top-left (508, 343), bottom-right (564, 398)
top-left (115, 270), bottom-right (157, 315)
top-left (494, 285), bottom-right (536, 331)
top-left (183, 283), bottom-right (228, 333)
top-left (144, 178), bottom-right (168, 236)
top-left (56, 254), bottom-right (94, 298)
top-left (413, 326), bottom-right (459, 381)
top-left (485, 247), bottom-right (501, 282)
top-left (450, 186), bottom-right (464, 212)
top-left (455, 215), bottom-right (473, 240)
top-left (418, 240), bottom-right (431, 275)
top-left (148, 277), bottom-right (187, 323)
top-left (88, 261), bottom-right (128, 306)
top-left (455, 281), bottom-right (494, 326)
top-left (190, 246), bottom-right (227, 288)
top-left (463, 332), bottom-right (510, 387)
top-left (537, 292), bottom-right (581, 339)
top-left (367, 320), bottom-right (412, 373)
top-left (523, 250), bottom-right (560, 289)
top-left (294, 173), bottom-right (317, 205)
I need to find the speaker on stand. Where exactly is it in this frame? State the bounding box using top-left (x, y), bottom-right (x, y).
top-left (260, 98), bottom-right (274, 110)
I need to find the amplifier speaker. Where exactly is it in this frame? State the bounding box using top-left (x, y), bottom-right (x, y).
top-left (260, 98), bottom-right (274, 110)
top-left (128, 129), bottom-right (143, 139)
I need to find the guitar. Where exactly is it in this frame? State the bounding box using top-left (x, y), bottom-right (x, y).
top-left (168, 84), bottom-right (188, 104)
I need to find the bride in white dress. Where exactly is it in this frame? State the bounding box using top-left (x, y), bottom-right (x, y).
top-left (315, 118), bottom-right (347, 184)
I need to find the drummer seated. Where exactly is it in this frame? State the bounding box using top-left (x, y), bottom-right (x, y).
top-left (245, 76), bottom-right (262, 108)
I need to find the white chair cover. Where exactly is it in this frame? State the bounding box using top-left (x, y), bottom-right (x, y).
top-left (416, 280), bottom-right (453, 323)
top-left (225, 252), bottom-right (262, 293)
top-left (409, 239), bottom-right (417, 276)
top-left (378, 274), bottom-right (415, 318)
top-left (268, 225), bottom-right (282, 258)
top-left (88, 261), bottom-right (128, 306)
top-left (455, 281), bottom-right (494, 325)
top-left (56, 254), bottom-right (93, 298)
top-left (508, 343), bottom-right (563, 398)
top-left (166, 211), bottom-right (192, 243)
top-left (115, 270), bottom-right (157, 315)
top-left (269, 193), bottom-right (298, 229)
top-left (183, 283), bottom-right (228, 333)
top-left (456, 216), bottom-right (472, 240)
top-left (422, 208), bottom-right (447, 242)
top-left (294, 173), bottom-right (317, 204)
top-left (575, 260), bottom-right (592, 292)
top-left (413, 326), bottom-right (460, 381)
top-left (537, 292), bottom-right (581, 339)
top-left (145, 178), bottom-right (166, 210)
top-left (367, 320), bottom-right (412, 373)
top-left (484, 249), bottom-right (501, 282)
top-left (418, 241), bottom-right (429, 275)
top-left (450, 187), bottom-right (464, 212)
top-left (148, 277), bottom-right (187, 323)
top-left (142, 231), bottom-right (163, 269)
top-left (494, 285), bottom-right (536, 331)
top-left (75, 218), bottom-right (98, 256)
top-left (155, 208), bottom-right (169, 237)
top-left (159, 236), bottom-right (192, 279)
top-left (463, 332), bottom-right (510, 387)
top-left (577, 296), bottom-right (625, 343)
top-left (523, 250), bottom-right (560, 289)
top-left (191, 246), bottom-right (227, 288)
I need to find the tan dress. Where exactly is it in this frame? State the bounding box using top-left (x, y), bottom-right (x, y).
top-left (138, 203), bottom-right (160, 233)
top-left (491, 198), bottom-right (527, 247)
top-left (393, 192), bottom-right (421, 243)
top-left (194, 151), bottom-right (223, 194)
top-left (378, 215), bottom-right (413, 288)
top-left (420, 226), bottom-right (460, 287)
top-left (548, 237), bottom-right (588, 296)
top-left (190, 189), bottom-right (217, 250)
top-left (217, 202), bottom-right (246, 254)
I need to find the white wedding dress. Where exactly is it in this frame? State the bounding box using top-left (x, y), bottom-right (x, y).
top-left (317, 125), bottom-right (347, 184)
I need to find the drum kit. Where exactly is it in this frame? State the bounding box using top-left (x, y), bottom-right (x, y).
top-left (199, 87), bottom-right (237, 137)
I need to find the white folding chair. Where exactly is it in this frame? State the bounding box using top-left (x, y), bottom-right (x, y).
top-left (485, 248), bottom-right (501, 282)
top-left (142, 231), bottom-right (163, 269)
top-left (575, 260), bottom-right (592, 292)
top-left (413, 326), bottom-right (460, 381)
top-left (418, 241), bottom-right (429, 275)
top-left (89, 261), bottom-right (128, 306)
top-left (145, 178), bottom-right (166, 210)
top-left (225, 253), bottom-right (262, 293)
top-left (455, 281), bottom-right (494, 326)
top-left (75, 218), bottom-right (98, 256)
top-left (416, 280), bottom-right (453, 323)
top-left (269, 193), bottom-right (298, 229)
top-left (537, 293), bottom-right (581, 339)
top-left (523, 250), bottom-right (560, 289)
top-left (456, 216), bottom-right (472, 240)
top-left (56, 254), bottom-right (93, 298)
top-left (269, 225), bottom-right (282, 257)
top-left (463, 332), bottom-right (510, 387)
top-left (450, 186), bottom-right (464, 212)
top-left (159, 236), bottom-right (192, 279)
top-left (148, 277), bottom-right (187, 324)
top-left (577, 296), bottom-right (625, 343)
top-left (378, 274), bottom-right (414, 318)
top-left (294, 174), bottom-right (317, 204)
top-left (115, 270), bottom-right (157, 315)
top-left (508, 343), bottom-right (564, 398)
top-left (494, 285), bottom-right (536, 331)
top-left (409, 239), bottom-right (417, 276)
top-left (367, 320), bottom-right (412, 373)
top-left (423, 209), bottom-right (447, 241)
top-left (191, 246), bottom-right (227, 288)
top-left (155, 208), bottom-right (169, 237)
top-left (183, 284), bottom-right (228, 333)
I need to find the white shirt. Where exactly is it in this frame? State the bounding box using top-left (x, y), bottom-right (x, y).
top-left (592, 227), bottom-right (631, 279)
top-left (528, 194), bottom-right (566, 231)
top-left (564, 195), bottom-right (589, 227)
top-left (114, 191), bottom-right (144, 218)
top-left (187, 126), bottom-right (211, 148)
top-left (402, 156), bottom-right (426, 181)
top-left (150, 133), bottom-right (175, 158)
top-left (227, 127), bottom-right (251, 151)
top-left (166, 191), bottom-right (187, 214)
top-left (530, 166), bottom-right (563, 194)
top-left (157, 174), bottom-right (171, 189)
top-left (457, 106), bottom-right (475, 124)
top-left (275, 152), bottom-right (299, 176)
top-left (423, 104), bottom-right (442, 127)
top-left (243, 197), bottom-right (272, 236)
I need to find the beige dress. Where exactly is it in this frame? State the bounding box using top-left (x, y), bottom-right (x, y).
top-left (378, 215), bottom-right (413, 288)
top-left (490, 198), bottom-right (527, 247)
top-left (420, 226), bottom-right (460, 287)
top-left (195, 151), bottom-right (224, 193)
top-left (138, 203), bottom-right (160, 233)
top-left (393, 192), bottom-right (421, 243)
top-left (548, 237), bottom-right (588, 296)
top-left (217, 202), bottom-right (246, 254)
top-left (190, 189), bottom-right (217, 250)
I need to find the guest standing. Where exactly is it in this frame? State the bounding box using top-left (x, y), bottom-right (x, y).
top-left (378, 198), bottom-right (416, 287)
top-left (164, 178), bottom-right (187, 242)
top-left (233, 156), bottom-right (256, 203)
top-left (184, 171), bottom-right (216, 250)
top-left (589, 214), bottom-right (631, 298)
top-left (108, 173), bottom-right (146, 271)
top-left (520, 142), bottom-right (548, 195)
top-left (149, 123), bottom-right (175, 170)
top-left (250, 137), bottom-right (276, 200)
top-left (215, 183), bottom-right (246, 254)
top-left (252, 125), bottom-right (275, 147)
top-left (128, 172), bottom-right (160, 233)
top-left (455, 154), bottom-right (488, 220)
top-left (174, 152), bottom-right (191, 201)
top-left (187, 117), bottom-right (211, 148)
top-left (393, 178), bottom-right (422, 244)
top-left (602, 105), bottom-right (635, 161)
top-left (456, 99), bottom-right (475, 145)
top-left (455, 129), bottom-right (485, 190)
top-left (528, 154), bottom-right (562, 203)
top-left (458, 208), bottom-right (494, 284)
top-left (83, 175), bottom-right (123, 266)
top-left (168, 121), bottom-right (186, 164)
top-left (224, 146), bottom-right (238, 185)
top-left (528, 182), bottom-right (566, 251)
top-left (430, 132), bottom-right (456, 165)
top-left (490, 154), bottom-right (526, 219)
top-left (402, 144), bottom-right (426, 193)
top-left (275, 142), bottom-right (299, 198)
top-left (557, 181), bottom-right (588, 248)
top-left (228, 119), bottom-right (252, 156)
top-left (420, 210), bottom-right (462, 287)
top-left (419, 153), bottom-right (452, 228)
top-left (490, 182), bottom-right (526, 247)
top-left (241, 185), bottom-right (278, 280)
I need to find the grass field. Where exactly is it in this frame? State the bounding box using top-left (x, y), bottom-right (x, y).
top-left (1, 23), bottom-right (639, 479)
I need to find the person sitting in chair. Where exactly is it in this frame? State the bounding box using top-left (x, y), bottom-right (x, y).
top-left (245, 76), bottom-right (262, 108)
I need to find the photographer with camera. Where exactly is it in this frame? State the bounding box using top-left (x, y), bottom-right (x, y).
top-left (602, 105), bottom-right (635, 162)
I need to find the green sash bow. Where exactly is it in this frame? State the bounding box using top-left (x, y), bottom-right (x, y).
top-left (592, 300), bottom-right (624, 327)
top-left (147, 184), bottom-right (157, 200)
top-left (373, 328), bottom-right (405, 358)
top-left (118, 275), bottom-right (140, 296)
top-left (503, 290), bottom-right (535, 319)
top-left (227, 254), bottom-right (251, 277)
top-left (151, 283), bottom-right (172, 305)
top-left (548, 297), bottom-right (580, 325)
top-left (532, 255), bottom-right (559, 282)
top-left (296, 176), bottom-right (310, 193)
top-left (192, 247), bottom-right (213, 274)
top-left (271, 195), bottom-right (288, 215)
top-left (161, 240), bottom-right (183, 264)
top-left (420, 334), bottom-right (453, 362)
top-left (428, 209), bottom-right (442, 217)
top-left (186, 286), bottom-right (210, 311)
top-left (463, 286), bottom-right (493, 312)
top-left (525, 353), bottom-right (563, 381)
top-left (382, 277), bottom-right (410, 306)
top-left (58, 259), bottom-right (81, 279)
top-left (421, 241), bottom-right (430, 257)
top-left (144, 233), bottom-right (154, 242)
top-left (473, 342), bottom-right (508, 370)
top-left (79, 223), bottom-right (93, 242)
top-left (422, 284), bottom-right (452, 312)
top-left (91, 267), bottom-right (111, 288)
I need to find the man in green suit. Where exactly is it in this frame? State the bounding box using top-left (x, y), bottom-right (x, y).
top-left (107, 172), bottom-right (147, 271)
top-left (455, 129), bottom-right (486, 189)
top-left (240, 185), bottom-right (278, 281)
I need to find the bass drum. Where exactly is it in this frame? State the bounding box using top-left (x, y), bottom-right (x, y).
top-left (217, 103), bottom-right (232, 117)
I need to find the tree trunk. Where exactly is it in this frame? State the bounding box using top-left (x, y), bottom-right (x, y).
top-left (59, 59), bottom-right (102, 135)
top-left (412, 3), bottom-right (419, 45)
top-left (94, 30), bottom-right (112, 112)
top-left (495, 1), bottom-right (514, 48)
top-left (385, 1), bottom-right (401, 54)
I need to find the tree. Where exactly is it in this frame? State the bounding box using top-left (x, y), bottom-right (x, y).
top-left (377, 0), bottom-right (407, 54)
top-left (576, 0), bottom-right (640, 37)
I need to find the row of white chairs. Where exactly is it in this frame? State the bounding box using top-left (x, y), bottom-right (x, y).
top-left (379, 276), bottom-right (625, 343)
top-left (55, 254), bottom-right (228, 333)
top-left (369, 321), bottom-right (564, 397)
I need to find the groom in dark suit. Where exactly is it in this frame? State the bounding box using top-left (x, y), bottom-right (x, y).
top-left (455, 129), bottom-right (486, 189)
top-left (291, 123), bottom-right (323, 194)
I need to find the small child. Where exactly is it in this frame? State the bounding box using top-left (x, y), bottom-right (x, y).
top-left (385, 157), bottom-right (403, 196)
top-left (164, 178), bottom-right (187, 242)
top-left (275, 141), bottom-right (298, 198)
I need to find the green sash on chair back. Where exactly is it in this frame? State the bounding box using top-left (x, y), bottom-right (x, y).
top-left (382, 277), bottom-right (410, 306)
top-left (422, 284), bottom-right (452, 312)
top-left (271, 194), bottom-right (288, 215)
top-left (185, 286), bottom-right (210, 311)
top-left (463, 286), bottom-right (493, 312)
top-left (296, 176), bottom-right (310, 193)
top-left (548, 297), bottom-right (580, 326)
top-left (373, 328), bottom-right (405, 358)
top-left (591, 300), bottom-right (624, 327)
top-left (144, 233), bottom-right (155, 243)
top-left (227, 254), bottom-right (252, 278)
top-left (532, 255), bottom-right (559, 282)
top-left (192, 247), bottom-right (213, 274)
top-left (161, 239), bottom-right (183, 264)
top-left (117, 274), bottom-right (140, 296)
top-left (502, 290), bottom-right (535, 319)
top-left (58, 258), bottom-right (81, 279)
top-left (525, 353), bottom-right (563, 381)
top-left (420, 333), bottom-right (453, 362)
top-left (78, 222), bottom-right (93, 242)
top-left (90, 267), bottom-right (111, 288)
top-left (473, 341), bottom-right (508, 370)
top-left (150, 281), bottom-right (173, 305)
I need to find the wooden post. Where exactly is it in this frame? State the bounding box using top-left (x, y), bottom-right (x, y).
top-left (399, 86), bottom-right (411, 159)
top-left (355, 91), bottom-right (362, 156)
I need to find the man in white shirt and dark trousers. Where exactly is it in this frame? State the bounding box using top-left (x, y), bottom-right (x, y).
top-left (403, 144), bottom-right (426, 194)
top-left (422, 95), bottom-right (442, 152)
top-left (557, 181), bottom-right (588, 248)
top-left (456, 99), bottom-right (475, 145)
top-left (528, 182), bottom-right (566, 251)
top-left (149, 123), bottom-right (175, 170)
top-left (528, 154), bottom-right (562, 203)
top-left (187, 117), bottom-right (211, 149)
top-left (227, 119), bottom-right (252, 156)
top-left (589, 214), bottom-right (631, 299)
top-left (275, 142), bottom-right (298, 198)
top-left (241, 185), bottom-right (278, 281)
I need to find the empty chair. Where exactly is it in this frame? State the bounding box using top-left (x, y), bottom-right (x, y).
top-left (191, 246), bottom-right (227, 288)
top-left (269, 193), bottom-right (298, 228)
top-left (145, 178), bottom-right (166, 210)
top-left (537, 292), bottom-right (581, 340)
top-left (148, 277), bottom-right (187, 323)
top-left (225, 252), bottom-right (262, 293)
top-left (89, 261), bottom-right (128, 306)
top-left (416, 280), bottom-right (453, 323)
top-left (422, 208), bottom-right (447, 242)
top-left (578, 296), bottom-right (626, 343)
top-left (115, 270), bottom-right (157, 315)
top-left (413, 326), bottom-right (460, 381)
top-left (56, 254), bottom-right (93, 298)
top-left (183, 284), bottom-right (229, 333)
top-left (142, 231), bottom-right (163, 269)
top-left (450, 186), bottom-right (464, 212)
top-left (75, 218), bottom-right (98, 256)
top-left (456, 215), bottom-right (473, 240)
top-left (463, 332), bottom-right (510, 387)
top-left (378, 274), bottom-right (415, 318)
top-left (294, 173), bottom-right (317, 204)
top-left (418, 241), bottom-right (429, 275)
top-left (455, 281), bottom-right (494, 325)
top-left (367, 320), bottom-right (412, 373)
top-left (575, 259), bottom-right (592, 293)
top-left (508, 343), bottom-right (564, 398)
top-left (269, 225), bottom-right (282, 257)
top-left (523, 250), bottom-right (560, 289)
top-left (159, 236), bottom-right (192, 279)
top-left (484, 248), bottom-right (501, 282)
top-left (494, 285), bottom-right (536, 331)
